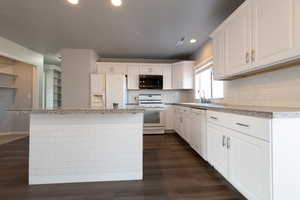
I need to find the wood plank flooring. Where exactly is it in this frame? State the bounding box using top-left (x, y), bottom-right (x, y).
top-left (0, 133), bottom-right (246, 200)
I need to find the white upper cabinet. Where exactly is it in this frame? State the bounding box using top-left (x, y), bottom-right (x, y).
top-left (252, 0), bottom-right (294, 68)
top-left (127, 64), bottom-right (140, 90)
top-left (162, 64), bottom-right (172, 90)
top-left (97, 62), bottom-right (127, 74)
top-left (172, 61), bottom-right (194, 89)
top-left (224, 0), bottom-right (252, 74)
top-left (140, 64), bottom-right (163, 75)
top-left (210, 0), bottom-right (300, 79)
top-left (212, 29), bottom-right (226, 78)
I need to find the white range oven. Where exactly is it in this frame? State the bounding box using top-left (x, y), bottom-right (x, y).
top-left (139, 94), bottom-right (165, 134)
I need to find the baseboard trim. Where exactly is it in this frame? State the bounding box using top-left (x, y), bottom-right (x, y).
top-left (0, 132), bottom-right (29, 136)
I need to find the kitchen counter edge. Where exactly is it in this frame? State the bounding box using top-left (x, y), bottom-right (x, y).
top-left (167, 103), bottom-right (300, 119)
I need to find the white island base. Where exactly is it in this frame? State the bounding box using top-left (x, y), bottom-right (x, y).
top-left (29, 111), bottom-right (144, 185)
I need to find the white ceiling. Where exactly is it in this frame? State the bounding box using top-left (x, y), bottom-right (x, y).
top-left (0, 0), bottom-right (244, 64)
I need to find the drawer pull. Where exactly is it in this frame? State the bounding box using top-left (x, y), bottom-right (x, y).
top-left (210, 116), bottom-right (218, 120)
top-left (236, 123), bottom-right (250, 128)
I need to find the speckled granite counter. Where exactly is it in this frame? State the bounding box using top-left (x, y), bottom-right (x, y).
top-left (168, 103), bottom-right (300, 118)
top-left (7, 106), bottom-right (145, 114)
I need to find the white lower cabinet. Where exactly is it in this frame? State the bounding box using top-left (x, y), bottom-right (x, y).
top-left (226, 128), bottom-right (270, 200)
top-left (164, 105), bottom-right (174, 131)
top-left (207, 111), bottom-right (271, 200)
top-left (207, 123), bottom-right (228, 178)
top-left (189, 109), bottom-right (207, 160)
top-left (173, 106), bottom-right (207, 160)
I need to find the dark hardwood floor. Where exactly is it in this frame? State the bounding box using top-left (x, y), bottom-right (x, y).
top-left (0, 133), bottom-right (246, 200)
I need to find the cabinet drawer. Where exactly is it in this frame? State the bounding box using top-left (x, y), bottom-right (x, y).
top-left (207, 111), bottom-right (271, 142)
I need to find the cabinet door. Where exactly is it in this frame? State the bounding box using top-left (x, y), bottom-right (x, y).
top-left (172, 62), bottom-right (193, 89)
top-left (140, 64), bottom-right (163, 75)
top-left (224, 1), bottom-right (252, 74)
top-left (252, 0), bottom-right (294, 68)
top-left (197, 111), bottom-right (207, 160)
top-left (182, 110), bottom-right (191, 143)
top-left (212, 30), bottom-right (226, 78)
top-left (181, 62), bottom-right (194, 89)
top-left (172, 64), bottom-right (181, 89)
top-left (98, 63), bottom-right (127, 74)
top-left (226, 129), bottom-right (270, 200)
top-left (164, 105), bottom-right (174, 130)
top-left (189, 111), bottom-right (206, 158)
top-left (162, 64), bottom-right (172, 90)
top-left (207, 122), bottom-right (228, 178)
top-left (127, 65), bottom-right (140, 90)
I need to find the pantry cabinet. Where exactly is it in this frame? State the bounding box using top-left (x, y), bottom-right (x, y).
top-left (211, 0), bottom-right (300, 79)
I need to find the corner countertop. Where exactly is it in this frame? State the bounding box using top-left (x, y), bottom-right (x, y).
top-left (7, 106), bottom-right (145, 114)
top-left (168, 103), bottom-right (300, 119)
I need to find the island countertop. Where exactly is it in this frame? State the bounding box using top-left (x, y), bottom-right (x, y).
top-left (7, 106), bottom-right (145, 114)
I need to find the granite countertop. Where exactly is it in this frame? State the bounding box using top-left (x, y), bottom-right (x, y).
top-left (168, 103), bottom-right (300, 118)
top-left (7, 106), bottom-right (145, 114)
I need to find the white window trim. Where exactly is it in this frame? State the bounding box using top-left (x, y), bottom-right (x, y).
top-left (194, 60), bottom-right (224, 100)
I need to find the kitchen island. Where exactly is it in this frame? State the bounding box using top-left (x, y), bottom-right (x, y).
top-left (9, 107), bottom-right (144, 185)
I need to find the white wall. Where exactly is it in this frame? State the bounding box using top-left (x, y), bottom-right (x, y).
top-left (61, 49), bottom-right (98, 107)
top-left (0, 36), bottom-right (44, 108)
top-left (194, 40), bottom-right (300, 107)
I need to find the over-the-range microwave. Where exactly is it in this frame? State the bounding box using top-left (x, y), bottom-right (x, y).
top-left (139, 75), bottom-right (163, 89)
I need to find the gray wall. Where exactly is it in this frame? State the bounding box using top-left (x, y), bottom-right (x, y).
top-left (61, 49), bottom-right (98, 107)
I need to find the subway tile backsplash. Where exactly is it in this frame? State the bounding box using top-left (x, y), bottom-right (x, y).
top-left (127, 90), bottom-right (194, 104)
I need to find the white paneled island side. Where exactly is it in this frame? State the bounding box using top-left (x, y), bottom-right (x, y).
top-left (9, 107), bottom-right (144, 185)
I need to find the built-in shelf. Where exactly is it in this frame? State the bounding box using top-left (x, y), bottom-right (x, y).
top-left (0, 72), bottom-right (18, 77)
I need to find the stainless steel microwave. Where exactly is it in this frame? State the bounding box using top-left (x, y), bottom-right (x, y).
top-left (139, 75), bottom-right (163, 89)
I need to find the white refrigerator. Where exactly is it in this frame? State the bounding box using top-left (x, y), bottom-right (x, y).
top-left (105, 74), bottom-right (127, 109)
top-left (90, 74), bottom-right (127, 108)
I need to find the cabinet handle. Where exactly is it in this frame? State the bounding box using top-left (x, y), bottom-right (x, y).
top-left (210, 116), bottom-right (218, 120)
top-left (222, 135), bottom-right (226, 147)
top-left (236, 122), bottom-right (250, 128)
top-left (251, 50), bottom-right (255, 63)
top-left (227, 137), bottom-right (231, 149)
top-left (246, 52), bottom-right (250, 64)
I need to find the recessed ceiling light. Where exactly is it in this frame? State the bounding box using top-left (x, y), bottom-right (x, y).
top-left (67, 0), bottom-right (79, 5)
top-left (190, 39), bottom-right (197, 44)
top-left (111, 0), bottom-right (122, 7)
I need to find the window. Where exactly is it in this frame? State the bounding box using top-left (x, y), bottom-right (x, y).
top-left (194, 62), bottom-right (224, 100)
